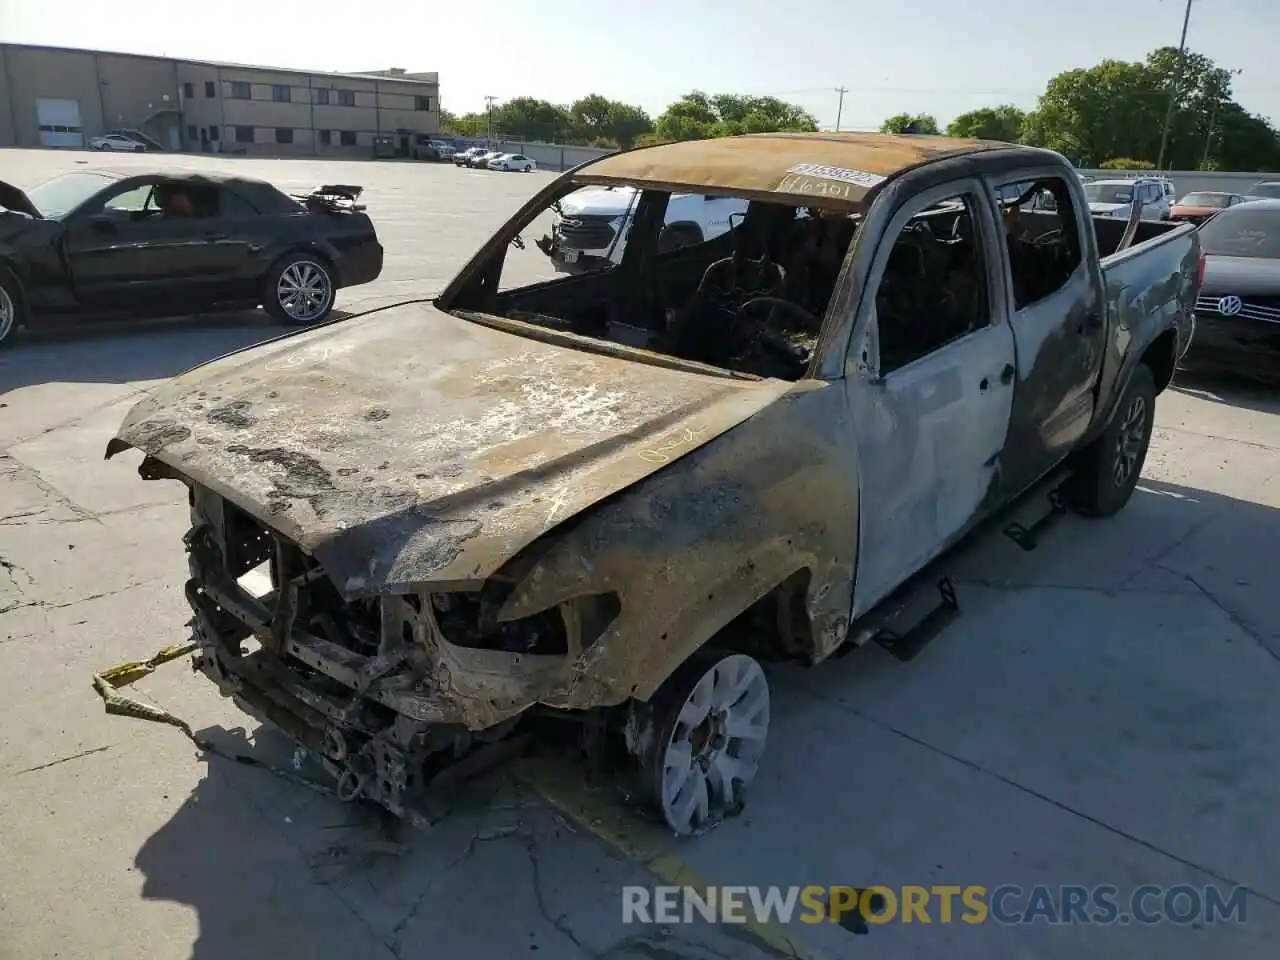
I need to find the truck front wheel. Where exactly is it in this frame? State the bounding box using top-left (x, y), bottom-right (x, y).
top-left (1066, 363), bottom-right (1156, 518)
top-left (631, 650), bottom-right (770, 836)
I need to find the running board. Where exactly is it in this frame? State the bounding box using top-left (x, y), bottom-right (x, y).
top-left (872, 578), bottom-right (960, 662)
top-left (1003, 486), bottom-right (1068, 552)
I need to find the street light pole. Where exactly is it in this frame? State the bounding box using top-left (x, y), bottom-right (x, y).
top-left (834, 87), bottom-right (847, 132)
top-left (1155, 0), bottom-right (1194, 172)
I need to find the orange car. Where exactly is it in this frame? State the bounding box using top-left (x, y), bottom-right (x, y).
top-left (1169, 191), bottom-right (1254, 225)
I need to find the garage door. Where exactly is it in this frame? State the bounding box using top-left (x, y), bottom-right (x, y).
top-left (36, 99), bottom-right (84, 148)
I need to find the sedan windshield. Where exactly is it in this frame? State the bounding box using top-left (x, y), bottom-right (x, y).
top-left (1084, 183), bottom-right (1133, 204)
top-left (1249, 182), bottom-right (1280, 199)
top-left (24, 172), bottom-right (116, 219)
top-left (1179, 193), bottom-right (1231, 208)
top-left (1197, 209), bottom-right (1280, 259)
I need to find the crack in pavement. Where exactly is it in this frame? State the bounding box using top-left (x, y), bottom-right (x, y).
top-left (14, 745), bottom-right (112, 776)
top-left (818, 695), bottom-right (1280, 909)
top-left (1173, 568), bottom-right (1280, 666)
top-left (1, 555), bottom-right (34, 594)
top-left (0, 575), bottom-right (169, 618)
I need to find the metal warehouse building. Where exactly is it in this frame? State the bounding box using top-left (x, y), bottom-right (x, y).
top-left (0, 43), bottom-right (441, 158)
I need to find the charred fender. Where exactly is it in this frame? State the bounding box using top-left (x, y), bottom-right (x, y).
top-left (498, 382), bottom-right (860, 706)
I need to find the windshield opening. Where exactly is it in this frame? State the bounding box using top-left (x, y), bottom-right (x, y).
top-left (1084, 183), bottom-right (1133, 205)
top-left (23, 172), bottom-right (116, 219)
top-left (447, 182), bottom-right (868, 380)
top-left (1249, 183), bottom-right (1280, 199)
top-left (1179, 193), bottom-right (1230, 208)
top-left (1197, 209), bottom-right (1280, 259)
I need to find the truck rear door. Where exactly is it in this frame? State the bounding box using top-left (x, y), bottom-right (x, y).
top-left (984, 169), bottom-right (1106, 497)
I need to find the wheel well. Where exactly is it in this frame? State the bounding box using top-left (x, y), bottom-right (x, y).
top-left (1140, 329), bottom-right (1177, 393)
top-left (0, 260), bottom-right (26, 313)
top-left (274, 247), bottom-right (339, 287)
top-left (707, 568), bottom-right (814, 662)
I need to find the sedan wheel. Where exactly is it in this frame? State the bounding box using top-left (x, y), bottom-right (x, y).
top-left (266, 257), bottom-right (335, 325)
top-left (0, 281), bottom-right (18, 347)
top-left (637, 651), bottom-right (770, 835)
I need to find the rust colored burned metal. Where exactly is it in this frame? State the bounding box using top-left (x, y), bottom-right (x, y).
top-left (577, 132), bottom-right (1008, 210)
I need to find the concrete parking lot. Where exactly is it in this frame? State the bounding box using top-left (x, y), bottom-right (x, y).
top-left (1, 147), bottom-right (1279, 959)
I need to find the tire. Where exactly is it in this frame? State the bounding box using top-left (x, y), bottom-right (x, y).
top-left (262, 253), bottom-right (336, 326)
top-left (633, 649), bottom-right (770, 835)
top-left (1065, 363), bottom-right (1156, 518)
top-left (500, 163), bottom-right (509, 171)
top-left (0, 271), bottom-right (23, 350)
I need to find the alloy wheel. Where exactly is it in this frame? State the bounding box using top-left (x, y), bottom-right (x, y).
top-left (276, 260), bottom-right (332, 323)
top-left (655, 653), bottom-right (770, 835)
top-left (1112, 394), bottom-right (1148, 488)
top-left (0, 284), bottom-right (15, 344)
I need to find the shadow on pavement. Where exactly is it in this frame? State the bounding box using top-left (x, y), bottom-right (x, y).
top-left (130, 478), bottom-right (1280, 960)
top-left (0, 309), bottom-right (351, 395)
top-left (1171, 369), bottom-right (1280, 416)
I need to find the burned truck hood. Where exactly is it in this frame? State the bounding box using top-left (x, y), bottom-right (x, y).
top-left (109, 302), bottom-right (791, 596)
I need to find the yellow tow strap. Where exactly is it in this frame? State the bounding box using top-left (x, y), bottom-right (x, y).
top-left (90, 641), bottom-right (335, 797)
top-left (91, 641), bottom-right (202, 740)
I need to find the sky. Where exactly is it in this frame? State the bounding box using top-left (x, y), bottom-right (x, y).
top-left (2, 0), bottom-right (1278, 131)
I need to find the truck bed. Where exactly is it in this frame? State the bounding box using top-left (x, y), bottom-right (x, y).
top-left (1093, 215), bottom-right (1186, 260)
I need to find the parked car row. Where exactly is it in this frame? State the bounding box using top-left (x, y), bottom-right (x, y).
top-left (453, 146), bottom-right (538, 172)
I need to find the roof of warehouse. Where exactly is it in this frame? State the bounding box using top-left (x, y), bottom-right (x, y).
top-left (0, 42), bottom-right (438, 85)
top-left (574, 132), bottom-right (1012, 209)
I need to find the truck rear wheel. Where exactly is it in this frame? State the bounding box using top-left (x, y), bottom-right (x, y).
top-left (1066, 363), bottom-right (1156, 518)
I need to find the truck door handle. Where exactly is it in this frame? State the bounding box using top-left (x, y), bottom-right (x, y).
top-left (1000, 363), bottom-right (1015, 385)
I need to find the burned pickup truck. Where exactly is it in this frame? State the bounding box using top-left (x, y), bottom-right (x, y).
top-left (107, 133), bottom-right (1200, 835)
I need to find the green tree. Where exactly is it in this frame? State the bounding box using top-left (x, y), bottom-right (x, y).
top-left (490, 97), bottom-right (573, 143)
top-left (655, 90), bottom-right (818, 141)
top-left (568, 94), bottom-right (654, 148)
top-left (1020, 47), bottom-right (1279, 171)
top-left (880, 113), bottom-right (939, 134)
top-left (946, 105), bottom-right (1025, 142)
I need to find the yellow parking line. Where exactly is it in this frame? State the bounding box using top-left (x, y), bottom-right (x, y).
top-left (512, 755), bottom-right (832, 960)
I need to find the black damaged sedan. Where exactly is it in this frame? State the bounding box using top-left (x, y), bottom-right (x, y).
top-left (1184, 198), bottom-right (1280, 381)
top-left (0, 169), bottom-right (383, 348)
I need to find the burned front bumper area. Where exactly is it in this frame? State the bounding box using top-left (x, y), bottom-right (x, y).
top-left (181, 483), bottom-right (618, 819)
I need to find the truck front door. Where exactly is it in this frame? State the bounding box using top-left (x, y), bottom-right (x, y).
top-left (986, 171), bottom-right (1105, 497)
top-left (843, 179), bottom-right (1017, 617)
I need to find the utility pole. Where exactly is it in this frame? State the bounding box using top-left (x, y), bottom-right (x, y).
top-left (484, 95), bottom-right (498, 145)
top-left (834, 86), bottom-right (847, 132)
top-left (1155, 0), bottom-right (1194, 172)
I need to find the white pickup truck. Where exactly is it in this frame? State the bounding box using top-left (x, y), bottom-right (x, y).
top-left (536, 185), bottom-right (748, 274)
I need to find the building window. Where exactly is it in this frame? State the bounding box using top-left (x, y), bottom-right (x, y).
top-left (205, 80), bottom-right (217, 98)
top-left (272, 84), bottom-right (291, 103)
top-left (187, 124), bottom-right (197, 139)
top-left (275, 127), bottom-right (294, 144)
top-left (209, 125), bottom-right (219, 141)
top-left (183, 82), bottom-right (195, 98)
top-left (414, 95), bottom-right (431, 111)
top-left (338, 89), bottom-right (356, 107)
top-left (230, 81), bottom-right (251, 99)
top-left (318, 129), bottom-right (332, 146)
top-left (234, 125), bottom-right (255, 143)
top-left (339, 130), bottom-right (357, 146)
top-left (315, 88), bottom-right (330, 105)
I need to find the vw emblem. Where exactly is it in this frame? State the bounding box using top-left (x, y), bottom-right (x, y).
top-left (1217, 295), bottom-right (1243, 317)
